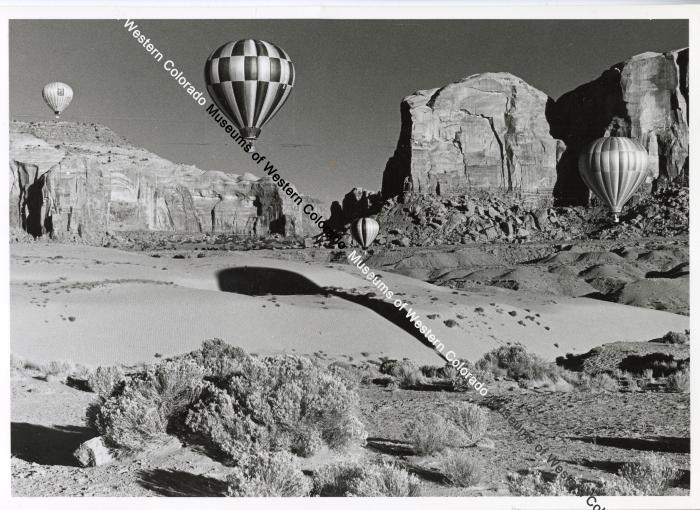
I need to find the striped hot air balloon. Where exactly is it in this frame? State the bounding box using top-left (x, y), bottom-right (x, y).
top-left (42, 82), bottom-right (73, 119)
top-left (578, 136), bottom-right (649, 222)
top-left (204, 39), bottom-right (295, 151)
top-left (351, 217), bottom-right (379, 249)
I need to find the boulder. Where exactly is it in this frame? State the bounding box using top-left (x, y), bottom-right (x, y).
top-left (382, 72), bottom-right (560, 199)
top-left (549, 48), bottom-right (689, 205)
top-left (74, 436), bottom-right (115, 467)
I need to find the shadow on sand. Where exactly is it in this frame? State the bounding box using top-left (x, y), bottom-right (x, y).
top-left (216, 266), bottom-right (446, 360)
top-left (11, 422), bottom-right (94, 466)
top-left (137, 468), bottom-right (229, 496)
top-left (569, 435), bottom-right (690, 454)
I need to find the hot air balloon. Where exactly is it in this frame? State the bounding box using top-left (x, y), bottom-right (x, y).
top-left (204, 39), bottom-right (295, 151)
top-left (351, 217), bottom-right (379, 250)
top-left (578, 136), bottom-right (649, 222)
top-left (42, 82), bottom-right (73, 119)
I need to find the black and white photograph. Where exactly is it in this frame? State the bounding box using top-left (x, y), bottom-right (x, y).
top-left (3, 1), bottom-right (696, 507)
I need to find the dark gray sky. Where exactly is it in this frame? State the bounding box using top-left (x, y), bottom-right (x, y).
top-left (10, 19), bottom-right (688, 204)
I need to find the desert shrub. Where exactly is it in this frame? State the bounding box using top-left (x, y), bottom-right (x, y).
top-left (475, 344), bottom-right (558, 382)
top-left (88, 366), bottom-right (126, 398)
top-left (440, 450), bottom-right (482, 487)
top-left (43, 360), bottom-right (74, 380)
top-left (405, 412), bottom-right (462, 455)
top-left (88, 358), bottom-right (203, 452)
top-left (618, 452), bottom-right (679, 495)
top-left (226, 450), bottom-right (311, 496)
top-left (312, 459), bottom-right (420, 497)
top-left (507, 470), bottom-right (605, 496)
top-left (380, 359), bottom-right (423, 388)
top-left (445, 402), bottom-right (488, 445)
top-left (420, 364), bottom-right (446, 378)
top-left (186, 351), bottom-right (366, 459)
top-left (328, 361), bottom-right (375, 389)
top-left (657, 330), bottom-right (689, 345)
top-left (581, 373), bottom-right (619, 392)
top-left (187, 338), bottom-right (248, 383)
top-left (450, 359), bottom-right (494, 392)
top-left (668, 368), bottom-right (689, 393)
top-left (642, 368), bottom-right (655, 380)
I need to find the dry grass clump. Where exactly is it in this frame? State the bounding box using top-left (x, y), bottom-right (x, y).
top-left (225, 451), bottom-right (311, 496)
top-left (507, 471), bottom-right (602, 496)
top-left (445, 402), bottom-right (488, 445)
top-left (405, 412), bottom-right (458, 455)
top-left (439, 450), bottom-right (483, 487)
top-left (312, 459), bottom-right (421, 497)
top-left (618, 452), bottom-right (680, 495)
top-left (406, 402), bottom-right (488, 454)
top-left (380, 359), bottom-right (424, 388)
top-left (668, 368), bottom-right (689, 393)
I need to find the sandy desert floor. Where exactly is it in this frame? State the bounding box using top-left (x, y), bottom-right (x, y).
top-left (10, 240), bottom-right (690, 497)
top-left (10, 242), bottom-right (688, 366)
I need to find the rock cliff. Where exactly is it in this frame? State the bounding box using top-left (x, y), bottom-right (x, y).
top-left (549, 48), bottom-right (689, 204)
top-left (382, 72), bottom-right (560, 200)
top-left (9, 121), bottom-right (304, 238)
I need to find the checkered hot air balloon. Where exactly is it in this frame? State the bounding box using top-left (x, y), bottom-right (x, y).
top-left (578, 136), bottom-right (649, 223)
top-left (42, 82), bottom-right (73, 119)
top-left (352, 217), bottom-right (380, 249)
top-left (204, 39), bottom-right (295, 150)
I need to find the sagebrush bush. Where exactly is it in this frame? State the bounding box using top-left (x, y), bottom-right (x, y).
top-left (668, 368), bottom-right (689, 393)
top-left (658, 330), bottom-right (689, 345)
top-left (507, 470), bottom-right (605, 496)
top-left (445, 402), bottom-right (488, 446)
top-left (186, 338), bottom-right (248, 382)
top-left (440, 450), bottom-right (482, 487)
top-left (88, 366), bottom-right (126, 398)
top-left (312, 459), bottom-right (420, 496)
top-left (186, 350), bottom-right (366, 459)
top-left (88, 358), bottom-right (203, 451)
top-left (405, 412), bottom-right (461, 455)
top-left (43, 360), bottom-right (74, 380)
top-left (589, 373), bottom-right (619, 392)
top-left (475, 344), bottom-right (558, 382)
top-left (380, 359), bottom-right (423, 388)
top-left (226, 450), bottom-right (311, 496)
top-left (618, 452), bottom-right (679, 495)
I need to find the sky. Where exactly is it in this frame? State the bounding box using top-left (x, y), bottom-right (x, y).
top-left (9, 19), bottom-right (688, 204)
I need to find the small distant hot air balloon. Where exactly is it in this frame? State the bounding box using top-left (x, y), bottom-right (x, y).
top-left (578, 136), bottom-right (649, 222)
top-left (352, 217), bottom-right (379, 250)
top-left (42, 82), bottom-right (73, 119)
top-left (204, 39), bottom-right (295, 151)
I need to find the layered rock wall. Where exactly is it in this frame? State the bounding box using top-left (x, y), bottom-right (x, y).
top-left (9, 121), bottom-right (303, 238)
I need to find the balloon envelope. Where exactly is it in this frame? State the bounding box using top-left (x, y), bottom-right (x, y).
top-left (578, 136), bottom-right (649, 216)
top-left (204, 39), bottom-right (295, 144)
top-left (351, 217), bottom-right (379, 249)
top-left (42, 82), bottom-right (73, 118)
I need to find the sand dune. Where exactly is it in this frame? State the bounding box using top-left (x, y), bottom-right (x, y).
top-left (10, 243), bottom-right (688, 366)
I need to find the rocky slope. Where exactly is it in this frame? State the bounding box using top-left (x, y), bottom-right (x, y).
top-left (9, 121), bottom-right (304, 239)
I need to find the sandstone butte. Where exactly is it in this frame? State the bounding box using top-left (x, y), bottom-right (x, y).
top-left (9, 48), bottom-right (688, 240)
top-left (382, 48), bottom-right (688, 207)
